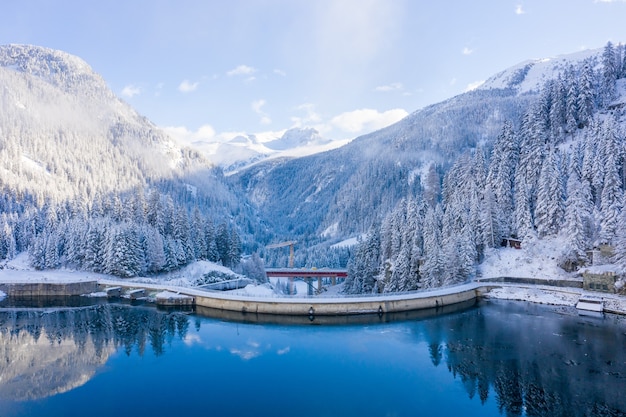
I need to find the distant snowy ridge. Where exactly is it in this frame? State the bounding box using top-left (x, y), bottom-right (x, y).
top-left (479, 48), bottom-right (600, 93)
top-left (172, 126), bottom-right (349, 173)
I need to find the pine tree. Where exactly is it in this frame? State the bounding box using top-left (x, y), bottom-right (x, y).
top-left (420, 206), bottom-right (444, 289)
top-left (562, 157), bottom-right (592, 268)
top-left (602, 41), bottom-right (618, 106)
top-left (513, 170), bottom-right (534, 239)
top-left (215, 222), bottom-right (231, 266)
top-left (577, 60), bottom-right (596, 128)
top-left (345, 225), bottom-right (380, 294)
top-left (599, 119), bottom-right (623, 244)
top-left (613, 194), bottom-right (626, 270)
top-left (534, 150), bottom-right (564, 238)
top-left (487, 121), bottom-right (518, 238)
top-left (228, 228), bottom-right (242, 267)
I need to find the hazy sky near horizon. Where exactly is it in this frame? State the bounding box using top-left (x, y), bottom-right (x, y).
top-left (2, 0), bottom-right (626, 142)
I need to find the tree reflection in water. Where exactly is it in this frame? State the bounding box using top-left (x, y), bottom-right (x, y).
top-left (424, 300), bottom-right (626, 417)
top-left (0, 304), bottom-right (189, 401)
top-left (0, 299), bottom-right (625, 417)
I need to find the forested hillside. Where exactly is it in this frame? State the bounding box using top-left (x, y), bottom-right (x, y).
top-left (0, 45), bottom-right (259, 277)
top-left (346, 42), bottom-right (626, 294)
top-left (1, 42), bottom-right (624, 284)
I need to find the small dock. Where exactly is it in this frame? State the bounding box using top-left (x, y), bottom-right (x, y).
top-left (576, 296), bottom-right (604, 316)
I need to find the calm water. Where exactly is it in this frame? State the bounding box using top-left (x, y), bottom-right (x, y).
top-left (0, 299), bottom-right (625, 417)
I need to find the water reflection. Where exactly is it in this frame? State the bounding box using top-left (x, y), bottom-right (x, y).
top-left (0, 300), bottom-right (625, 417)
top-left (0, 304), bottom-right (190, 401)
top-left (429, 300), bottom-right (626, 417)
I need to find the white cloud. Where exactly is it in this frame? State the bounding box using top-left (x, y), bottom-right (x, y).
top-left (252, 99), bottom-right (271, 125)
top-left (227, 64), bottom-right (257, 76)
top-left (291, 103), bottom-right (322, 127)
top-left (252, 99), bottom-right (266, 114)
top-left (121, 84), bottom-right (141, 98)
top-left (462, 47), bottom-right (474, 55)
top-left (163, 124), bottom-right (216, 146)
top-left (450, 78), bottom-right (457, 86)
top-left (178, 79), bottom-right (199, 93)
top-left (330, 108), bottom-right (408, 134)
top-left (465, 80), bottom-right (485, 92)
top-left (374, 82), bottom-right (403, 92)
top-left (273, 69), bottom-right (287, 77)
top-left (515, 4), bottom-right (525, 14)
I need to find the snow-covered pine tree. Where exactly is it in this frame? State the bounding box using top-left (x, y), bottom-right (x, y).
top-left (561, 155), bottom-right (592, 269)
top-left (420, 205), bottom-right (445, 289)
top-left (486, 121), bottom-right (518, 238)
top-left (534, 150), bottom-right (564, 238)
top-left (513, 169), bottom-right (534, 239)
top-left (602, 41), bottom-right (618, 106)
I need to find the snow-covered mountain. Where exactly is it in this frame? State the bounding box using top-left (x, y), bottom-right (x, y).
top-left (0, 44), bottom-right (229, 202)
top-left (478, 49), bottom-right (600, 94)
top-left (232, 45), bottom-right (617, 259)
top-left (1, 42), bottom-right (624, 282)
top-left (178, 127), bottom-right (349, 174)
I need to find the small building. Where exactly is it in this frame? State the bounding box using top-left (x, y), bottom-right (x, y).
top-left (501, 238), bottom-right (522, 249)
top-left (586, 244), bottom-right (615, 266)
top-left (581, 269), bottom-right (618, 293)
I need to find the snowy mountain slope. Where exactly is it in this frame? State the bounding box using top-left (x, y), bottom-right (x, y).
top-left (479, 48), bottom-right (599, 94)
top-left (233, 85), bottom-right (530, 243)
top-left (233, 46), bottom-right (613, 251)
top-left (180, 127), bottom-right (349, 173)
top-left (0, 44), bottom-right (226, 202)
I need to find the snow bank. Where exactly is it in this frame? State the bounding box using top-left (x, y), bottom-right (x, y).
top-left (127, 260), bottom-right (243, 287)
top-left (478, 236), bottom-right (577, 281)
top-left (485, 286), bottom-right (580, 307)
top-left (155, 291), bottom-right (190, 300)
top-left (227, 284), bottom-right (275, 297)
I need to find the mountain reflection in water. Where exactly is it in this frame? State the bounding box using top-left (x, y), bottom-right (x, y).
top-left (0, 300), bottom-right (624, 417)
top-left (0, 304), bottom-right (190, 401)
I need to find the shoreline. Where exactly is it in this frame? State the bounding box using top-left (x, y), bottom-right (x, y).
top-left (2, 276), bottom-right (626, 316)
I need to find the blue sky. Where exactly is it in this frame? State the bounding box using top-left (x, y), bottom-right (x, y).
top-left (2, 0), bottom-right (626, 143)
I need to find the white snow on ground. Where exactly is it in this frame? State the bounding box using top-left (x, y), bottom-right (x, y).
top-left (155, 291), bottom-right (191, 300)
top-left (478, 236), bottom-right (577, 281)
top-left (484, 286), bottom-right (580, 306)
top-left (331, 236), bottom-right (363, 249)
top-left (227, 283), bottom-right (275, 297)
top-left (124, 260), bottom-right (243, 287)
top-left (0, 253), bottom-right (109, 284)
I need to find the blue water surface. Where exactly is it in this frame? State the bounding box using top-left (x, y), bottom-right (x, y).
top-left (0, 299), bottom-right (625, 417)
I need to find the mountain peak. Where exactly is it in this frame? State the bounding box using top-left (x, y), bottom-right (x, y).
top-left (0, 44), bottom-right (110, 98)
top-left (479, 48), bottom-right (600, 93)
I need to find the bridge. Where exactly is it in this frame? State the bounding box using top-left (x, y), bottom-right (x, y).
top-left (265, 268), bottom-right (347, 295)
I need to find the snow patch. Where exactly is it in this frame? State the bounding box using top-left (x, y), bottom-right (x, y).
top-left (321, 222), bottom-right (339, 238)
top-left (331, 236), bottom-right (363, 249)
top-left (155, 290), bottom-right (190, 300)
top-left (478, 236), bottom-right (576, 281)
top-left (485, 286), bottom-right (579, 307)
top-left (0, 290), bottom-right (5, 300)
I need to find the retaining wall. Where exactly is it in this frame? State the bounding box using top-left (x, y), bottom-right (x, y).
top-left (0, 281), bottom-right (98, 298)
top-left (193, 287), bottom-right (479, 316)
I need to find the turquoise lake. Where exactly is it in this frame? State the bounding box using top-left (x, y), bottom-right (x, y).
top-left (0, 299), bottom-right (625, 417)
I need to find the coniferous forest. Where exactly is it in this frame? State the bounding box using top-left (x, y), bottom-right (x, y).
top-left (1, 43), bottom-right (626, 293)
top-left (344, 42), bottom-right (626, 293)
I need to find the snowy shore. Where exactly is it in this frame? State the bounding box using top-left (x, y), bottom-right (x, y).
top-left (1, 249), bottom-right (626, 315)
